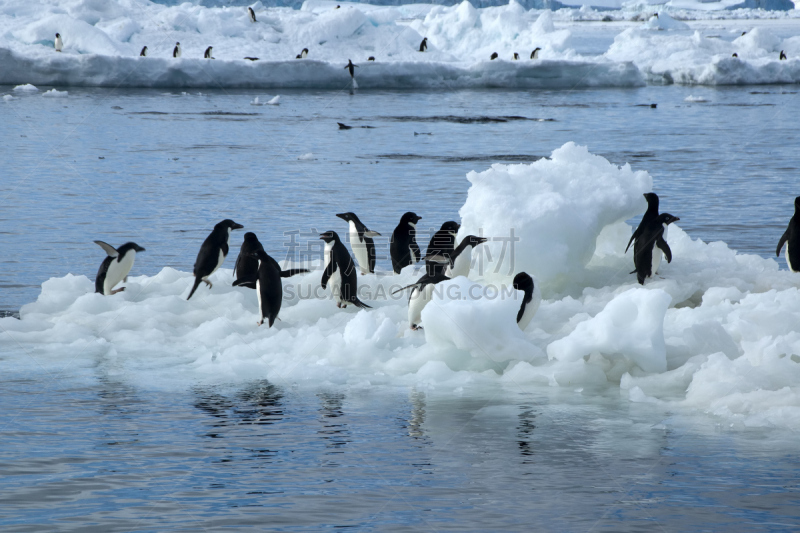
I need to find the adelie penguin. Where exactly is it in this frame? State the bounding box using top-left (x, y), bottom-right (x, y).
top-left (187, 219), bottom-right (244, 300)
top-left (54, 33), bottom-right (63, 52)
top-left (513, 53), bottom-right (520, 60)
top-left (296, 48), bottom-right (308, 59)
top-left (531, 47), bottom-right (541, 59)
top-left (513, 272), bottom-right (541, 331)
top-left (319, 231), bottom-right (371, 309)
top-left (631, 213), bottom-right (680, 285)
top-left (419, 37), bottom-right (427, 52)
top-left (780, 50), bottom-right (787, 60)
top-left (173, 42), bottom-right (181, 58)
top-left (425, 221), bottom-right (460, 276)
top-left (251, 249), bottom-right (309, 327)
top-left (345, 59), bottom-right (357, 78)
top-left (434, 235), bottom-right (487, 279)
top-left (490, 52), bottom-right (498, 60)
top-left (94, 241), bottom-right (145, 295)
top-left (394, 271), bottom-right (449, 330)
top-left (204, 46), bottom-right (214, 59)
top-left (337, 212), bottom-right (380, 275)
top-left (625, 192), bottom-right (660, 255)
top-left (140, 46), bottom-right (148, 57)
top-left (390, 212), bottom-right (422, 274)
top-left (248, 7), bottom-right (257, 22)
top-left (233, 232), bottom-right (309, 289)
top-left (776, 196), bottom-right (800, 272)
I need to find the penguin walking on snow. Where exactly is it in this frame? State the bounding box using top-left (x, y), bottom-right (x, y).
top-left (187, 219), bottom-right (244, 299)
top-left (173, 42), bottom-right (181, 58)
top-left (233, 232), bottom-right (309, 289)
top-left (780, 50), bottom-right (787, 60)
top-left (296, 48), bottom-right (308, 59)
top-left (531, 47), bottom-right (541, 59)
top-left (54, 33), bottom-right (63, 52)
top-left (631, 213), bottom-right (680, 285)
top-left (776, 196), bottom-right (800, 272)
top-left (419, 38), bottom-right (428, 52)
top-left (140, 46), bottom-right (148, 57)
top-left (319, 231), bottom-right (371, 309)
top-left (425, 221), bottom-right (460, 276)
top-left (337, 212), bottom-right (380, 275)
top-left (252, 249), bottom-right (308, 326)
top-left (393, 271), bottom-right (449, 330)
top-left (390, 212), bottom-right (422, 274)
top-left (513, 272), bottom-right (541, 331)
top-left (94, 241), bottom-right (146, 295)
top-left (248, 7), bottom-right (257, 22)
top-left (625, 192), bottom-right (660, 254)
top-left (204, 46), bottom-right (214, 59)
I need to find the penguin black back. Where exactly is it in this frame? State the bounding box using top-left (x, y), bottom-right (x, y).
top-left (390, 212), bottom-right (422, 274)
top-left (345, 59), bottom-right (357, 78)
top-left (626, 192), bottom-right (660, 253)
top-left (94, 241), bottom-right (146, 295)
top-left (777, 196), bottom-right (800, 272)
top-left (632, 213), bottom-right (679, 285)
top-left (512, 272), bottom-right (534, 324)
top-left (140, 46), bottom-right (147, 57)
top-left (248, 6), bottom-right (257, 22)
top-left (254, 249), bottom-right (283, 327)
top-left (425, 221), bottom-right (460, 276)
top-left (233, 232), bottom-right (264, 289)
top-left (188, 219), bottom-right (243, 300)
top-left (204, 46), bottom-right (214, 59)
top-left (419, 37), bottom-right (427, 52)
top-left (320, 231), bottom-right (370, 309)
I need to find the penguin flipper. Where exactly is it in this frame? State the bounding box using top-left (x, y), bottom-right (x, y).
top-left (187, 277), bottom-right (203, 300)
top-left (233, 279), bottom-right (257, 289)
top-left (367, 237), bottom-right (376, 274)
top-left (624, 230), bottom-right (639, 254)
top-left (412, 242), bottom-right (421, 262)
top-left (777, 230), bottom-right (789, 257)
top-left (364, 230), bottom-right (381, 238)
top-left (321, 260), bottom-right (336, 289)
top-left (94, 240), bottom-right (119, 258)
top-left (280, 269), bottom-right (310, 278)
top-left (392, 282), bottom-right (420, 295)
top-left (656, 236), bottom-right (673, 263)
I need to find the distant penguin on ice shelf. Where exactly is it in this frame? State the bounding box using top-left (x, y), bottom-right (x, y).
top-left (531, 47), bottom-right (541, 59)
top-left (513, 52), bottom-right (520, 60)
top-left (345, 59), bottom-right (358, 88)
top-left (513, 272), bottom-right (541, 331)
top-left (631, 213), bottom-right (680, 285)
top-left (94, 241), bottom-right (146, 295)
top-left (173, 42), bottom-right (181, 58)
top-left (319, 231), bottom-right (371, 309)
top-left (54, 33), bottom-right (63, 52)
top-left (780, 50), bottom-right (787, 60)
top-left (248, 7), bottom-right (257, 22)
top-left (140, 46), bottom-right (148, 57)
top-left (419, 37), bottom-right (427, 52)
top-left (337, 212), bottom-right (381, 275)
top-left (490, 52), bottom-right (498, 60)
top-left (296, 48), bottom-right (308, 59)
top-left (204, 46), bottom-right (214, 59)
top-left (368, 56), bottom-right (375, 61)
top-left (187, 219), bottom-right (244, 300)
top-left (390, 212), bottom-right (422, 274)
top-left (777, 196), bottom-right (800, 272)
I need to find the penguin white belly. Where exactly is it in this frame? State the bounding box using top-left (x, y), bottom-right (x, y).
top-left (786, 242), bottom-right (796, 272)
top-left (205, 249), bottom-right (225, 280)
top-left (517, 284), bottom-right (541, 331)
top-left (408, 244), bottom-right (417, 265)
top-left (651, 224), bottom-right (668, 276)
top-left (104, 251), bottom-right (136, 294)
top-left (330, 270), bottom-right (343, 304)
top-left (447, 245), bottom-right (472, 278)
top-left (408, 284), bottom-right (435, 328)
top-left (256, 279), bottom-right (263, 322)
top-left (349, 222), bottom-right (370, 274)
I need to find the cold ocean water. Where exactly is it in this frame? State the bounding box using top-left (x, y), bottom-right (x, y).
top-left (2, 85), bottom-right (800, 530)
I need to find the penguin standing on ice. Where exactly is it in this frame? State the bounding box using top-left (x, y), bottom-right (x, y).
top-left (248, 7), bottom-right (257, 22)
top-left (531, 47), bottom-right (541, 59)
top-left (425, 221), bottom-right (460, 276)
top-left (54, 33), bottom-right (63, 52)
top-left (390, 212), bottom-right (422, 274)
top-left (625, 192), bottom-right (660, 254)
top-left (780, 50), bottom-right (787, 60)
top-left (204, 46), bottom-right (214, 59)
top-left (319, 231), bottom-right (371, 309)
top-left (187, 219), bottom-right (244, 300)
top-left (94, 241), bottom-right (146, 295)
top-left (513, 53), bottom-right (520, 60)
top-left (233, 232), bottom-right (309, 289)
top-left (419, 37), bottom-right (428, 52)
top-left (490, 52), bottom-right (498, 60)
top-left (631, 213), bottom-right (680, 285)
top-left (512, 272), bottom-right (541, 331)
top-left (140, 46), bottom-right (148, 57)
top-left (251, 249), bottom-right (308, 326)
top-left (173, 42), bottom-right (181, 58)
top-left (393, 271), bottom-right (449, 330)
top-left (776, 196), bottom-right (800, 272)
top-left (296, 48), bottom-right (308, 59)
top-left (337, 212), bottom-right (380, 275)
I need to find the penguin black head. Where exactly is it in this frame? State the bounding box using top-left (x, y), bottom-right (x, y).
top-left (732, 53), bottom-right (738, 58)
top-left (643, 192), bottom-right (659, 209)
top-left (303, 48), bottom-right (309, 54)
top-left (217, 219), bottom-right (244, 231)
top-left (463, 235), bottom-right (488, 247)
top-left (490, 52), bottom-right (498, 60)
top-left (657, 213), bottom-right (680, 225)
top-left (742, 31), bottom-right (747, 36)
top-left (319, 231), bottom-right (340, 243)
top-left (121, 242), bottom-right (146, 253)
top-left (513, 272), bottom-right (534, 292)
top-left (440, 221), bottom-right (461, 235)
top-left (795, 196), bottom-right (800, 211)
top-left (400, 212), bottom-right (422, 226)
top-left (336, 212), bottom-right (360, 224)
top-left (56, 33), bottom-right (60, 38)
top-left (513, 53), bottom-right (519, 60)
top-left (243, 232), bottom-right (260, 242)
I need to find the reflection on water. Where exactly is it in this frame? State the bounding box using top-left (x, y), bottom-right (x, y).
top-left (407, 389), bottom-right (426, 439)
top-left (317, 392), bottom-right (350, 458)
top-left (517, 404), bottom-right (536, 460)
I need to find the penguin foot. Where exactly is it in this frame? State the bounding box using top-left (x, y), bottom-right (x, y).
top-left (111, 288), bottom-right (125, 295)
top-left (411, 324), bottom-right (423, 331)
top-left (257, 320), bottom-right (263, 326)
top-left (204, 280), bottom-right (213, 288)
top-left (336, 302), bottom-right (342, 308)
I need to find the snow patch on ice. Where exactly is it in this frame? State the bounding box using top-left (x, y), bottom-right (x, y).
top-left (42, 88), bottom-right (68, 97)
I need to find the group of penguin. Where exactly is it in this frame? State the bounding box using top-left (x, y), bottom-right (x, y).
top-left (92, 194), bottom-right (800, 332)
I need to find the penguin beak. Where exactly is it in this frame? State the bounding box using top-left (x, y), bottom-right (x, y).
top-left (475, 237), bottom-right (488, 245)
top-left (673, 217), bottom-right (680, 222)
top-left (336, 213), bottom-right (347, 221)
top-left (138, 246), bottom-right (146, 252)
top-left (232, 222), bottom-right (244, 230)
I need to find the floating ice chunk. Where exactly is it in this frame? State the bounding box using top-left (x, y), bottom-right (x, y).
top-left (13, 84), bottom-right (38, 92)
top-left (642, 12), bottom-right (691, 31)
top-left (42, 88), bottom-right (68, 97)
top-left (547, 288), bottom-right (672, 374)
top-left (250, 96), bottom-right (261, 105)
top-left (3, 95), bottom-right (14, 101)
top-left (267, 95), bottom-right (280, 105)
top-left (684, 94), bottom-right (707, 102)
top-left (297, 152), bottom-right (314, 160)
